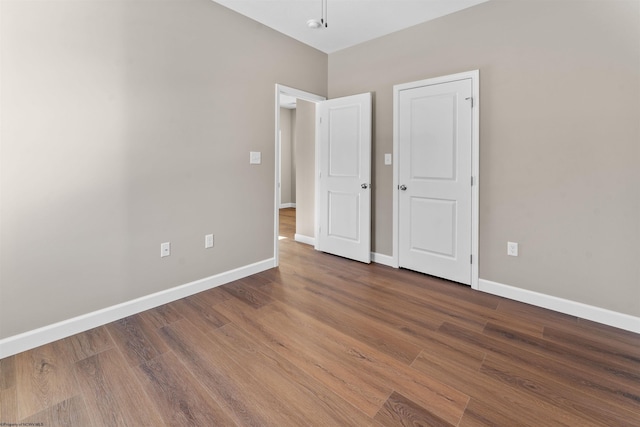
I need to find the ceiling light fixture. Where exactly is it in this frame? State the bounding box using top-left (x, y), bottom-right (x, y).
top-left (306, 19), bottom-right (322, 29)
top-left (307, 0), bottom-right (328, 29)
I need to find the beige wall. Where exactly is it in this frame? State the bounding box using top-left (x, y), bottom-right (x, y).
top-left (2, 0), bottom-right (638, 342)
top-left (294, 100), bottom-right (317, 238)
top-left (0, 0), bottom-right (327, 339)
top-left (328, 0), bottom-right (640, 316)
top-left (291, 110), bottom-right (297, 204)
top-left (279, 107), bottom-right (294, 205)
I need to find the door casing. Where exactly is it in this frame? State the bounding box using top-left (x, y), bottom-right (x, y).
top-left (392, 70), bottom-right (480, 289)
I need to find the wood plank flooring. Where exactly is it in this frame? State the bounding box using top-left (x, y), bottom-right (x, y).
top-left (1, 207), bottom-right (639, 426)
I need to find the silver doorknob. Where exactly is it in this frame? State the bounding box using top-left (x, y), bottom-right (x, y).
top-left (361, 183), bottom-right (368, 189)
top-left (399, 185), bottom-right (407, 191)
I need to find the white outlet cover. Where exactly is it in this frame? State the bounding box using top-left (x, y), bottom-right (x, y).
top-left (161, 242), bottom-right (171, 257)
top-left (507, 241), bottom-right (518, 256)
top-left (205, 234), bottom-right (214, 249)
top-left (250, 151), bottom-right (261, 164)
top-left (384, 153), bottom-right (392, 165)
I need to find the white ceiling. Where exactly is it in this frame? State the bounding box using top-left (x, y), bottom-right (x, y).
top-left (212, 0), bottom-right (489, 54)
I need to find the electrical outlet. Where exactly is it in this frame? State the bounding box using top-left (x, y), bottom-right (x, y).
top-left (507, 241), bottom-right (518, 257)
top-left (384, 153), bottom-right (392, 165)
top-left (205, 234), bottom-right (214, 249)
top-left (161, 242), bottom-right (171, 257)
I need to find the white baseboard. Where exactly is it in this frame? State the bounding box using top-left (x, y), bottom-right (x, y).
top-left (478, 279), bottom-right (640, 334)
top-left (294, 234), bottom-right (315, 246)
top-left (371, 252), bottom-right (395, 267)
top-left (0, 258), bottom-right (276, 359)
top-left (280, 203), bottom-right (296, 209)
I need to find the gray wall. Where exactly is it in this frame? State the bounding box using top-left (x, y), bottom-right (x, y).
top-left (291, 110), bottom-right (297, 205)
top-left (279, 107), bottom-right (294, 205)
top-left (328, 0), bottom-right (640, 316)
top-left (0, 0), bottom-right (327, 339)
top-left (2, 0), bottom-right (638, 341)
top-left (295, 100), bottom-right (317, 239)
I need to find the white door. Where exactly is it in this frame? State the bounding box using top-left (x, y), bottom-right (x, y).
top-left (316, 93), bottom-right (372, 263)
top-left (398, 79), bottom-right (473, 284)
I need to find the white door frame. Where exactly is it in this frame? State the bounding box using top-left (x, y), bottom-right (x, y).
top-left (274, 84), bottom-right (325, 267)
top-left (392, 70), bottom-right (480, 289)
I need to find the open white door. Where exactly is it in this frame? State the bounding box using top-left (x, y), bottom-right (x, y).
top-left (316, 93), bottom-right (372, 263)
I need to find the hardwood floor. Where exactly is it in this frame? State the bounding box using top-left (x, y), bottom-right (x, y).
top-left (1, 207), bottom-right (639, 426)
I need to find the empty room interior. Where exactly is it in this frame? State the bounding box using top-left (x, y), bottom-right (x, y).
top-left (1, 0), bottom-right (639, 425)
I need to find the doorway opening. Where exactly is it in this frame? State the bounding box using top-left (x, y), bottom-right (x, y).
top-left (274, 85), bottom-right (325, 266)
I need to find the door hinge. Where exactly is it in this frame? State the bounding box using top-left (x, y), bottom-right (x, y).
top-left (465, 97), bottom-right (473, 108)
top-left (320, 117), bottom-right (323, 124)
top-left (470, 254), bottom-right (473, 264)
top-left (471, 176), bottom-right (474, 186)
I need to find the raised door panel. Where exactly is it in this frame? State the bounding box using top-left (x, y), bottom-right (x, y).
top-left (409, 94), bottom-right (457, 181)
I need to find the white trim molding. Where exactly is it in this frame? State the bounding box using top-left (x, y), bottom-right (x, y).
top-left (280, 203), bottom-right (297, 209)
top-left (0, 258), bottom-right (275, 359)
top-left (479, 279), bottom-right (640, 334)
top-left (294, 234), bottom-right (315, 246)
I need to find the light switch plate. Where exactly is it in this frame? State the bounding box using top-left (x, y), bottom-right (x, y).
top-left (384, 153), bottom-right (392, 165)
top-left (205, 234), bottom-right (214, 249)
top-left (161, 242), bottom-right (171, 258)
top-left (507, 241), bottom-right (518, 257)
top-left (250, 151), bottom-right (261, 164)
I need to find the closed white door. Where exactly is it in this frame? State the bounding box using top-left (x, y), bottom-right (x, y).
top-left (316, 93), bottom-right (372, 263)
top-left (398, 79), bottom-right (472, 284)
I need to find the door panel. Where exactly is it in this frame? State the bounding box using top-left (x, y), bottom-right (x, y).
top-left (399, 79), bottom-right (472, 284)
top-left (317, 93), bottom-right (371, 263)
top-left (410, 197), bottom-right (456, 257)
top-left (329, 106), bottom-right (361, 177)
top-left (328, 192), bottom-right (360, 241)
top-left (410, 94), bottom-right (457, 180)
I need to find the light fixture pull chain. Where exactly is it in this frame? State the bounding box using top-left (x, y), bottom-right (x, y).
top-left (323, 0), bottom-right (328, 28)
top-left (307, 0), bottom-right (327, 30)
